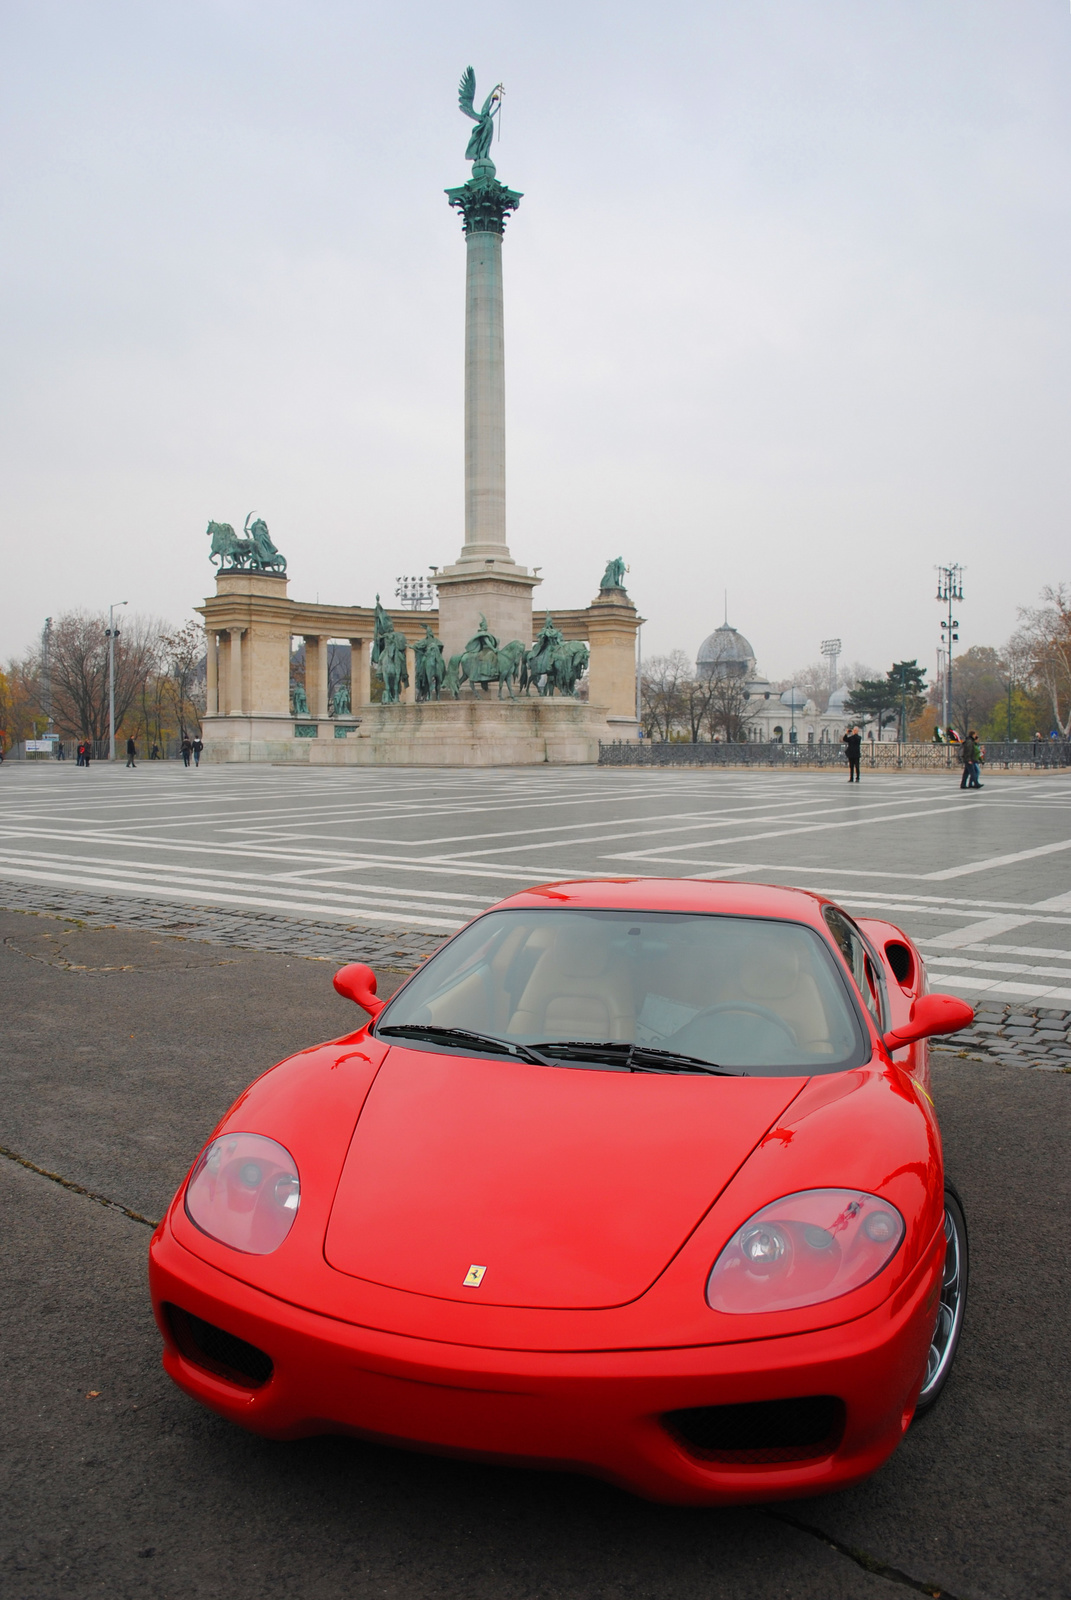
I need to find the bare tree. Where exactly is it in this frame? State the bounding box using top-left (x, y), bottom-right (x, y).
top-left (787, 660), bottom-right (833, 714)
top-left (1011, 585), bottom-right (1071, 736)
top-left (49, 611), bottom-right (162, 743)
top-left (161, 621), bottom-right (207, 739)
top-left (701, 673), bottom-right (753, 742)
top-left (840, 661), bottom-right (881, 691)
top-left (640, 651), bottom-right (692, 738)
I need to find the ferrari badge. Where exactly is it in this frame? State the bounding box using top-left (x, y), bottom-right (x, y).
top-left (463, 1264), bottom-right (487, 1287)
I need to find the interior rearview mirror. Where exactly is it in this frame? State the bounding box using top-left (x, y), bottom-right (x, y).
top-left (333, 962), bottom-right (385, 1017)
top-left (881, 992), bottom-right (974, 1054)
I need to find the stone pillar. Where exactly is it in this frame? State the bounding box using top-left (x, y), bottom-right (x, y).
top-left (351, 638), bottom-right (370, 707)
top-left (465, 228), bottom-right (506, 555)
top-left (437, 161), bottom-right (540, 663)
top-left (301, 636), bottom-right (318, 718)
top-left (585, 591), bottom-right (642, 734)
top-left (305, 635), bottom-right (329, 717)
top-left (205, 630), bottom-right (218, 716)
top-left (228, 628), bottom-right (244, 716)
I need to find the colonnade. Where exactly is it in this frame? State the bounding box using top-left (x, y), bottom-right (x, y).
top-left (203, 631), bottom-right (376, 718)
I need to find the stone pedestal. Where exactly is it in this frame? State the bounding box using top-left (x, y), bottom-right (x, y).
top-left (585, 588), bottom-right (641, 734)
top-left (434, 564), bottom-right (540, 661)
top-left (201, 698), bottom-right (608, 767)
top-left (205, 571), bottom-right (291, 718)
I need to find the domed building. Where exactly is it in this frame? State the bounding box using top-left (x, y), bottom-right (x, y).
top-left (696, 625), bottom-right (757, 682)
top-left (693, 618), bottom-right (856, 745)
top-left (780, 687), bottom-right (811, 712)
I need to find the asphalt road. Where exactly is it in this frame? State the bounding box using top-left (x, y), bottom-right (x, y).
top-left (1, 912), bottom-right (1068, 1600)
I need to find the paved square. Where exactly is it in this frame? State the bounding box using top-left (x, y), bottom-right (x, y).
top-left (3, 763), bottom-right (1071, 1009)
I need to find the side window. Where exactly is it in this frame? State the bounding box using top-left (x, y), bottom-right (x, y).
top-left (823, 907), bottom-right (884, 1029)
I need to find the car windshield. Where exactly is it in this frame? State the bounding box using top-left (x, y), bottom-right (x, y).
top-left (376, 909), bottom-right (869, 1076)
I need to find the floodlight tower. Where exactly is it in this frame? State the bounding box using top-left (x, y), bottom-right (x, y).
top-left (935, 565), bottom-right (963, 729)
top-left (820, 638), bottom-right (841, 696)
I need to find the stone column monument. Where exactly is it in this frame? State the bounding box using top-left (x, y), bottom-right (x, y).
top-left (435, 68), bottom-right (540, 660)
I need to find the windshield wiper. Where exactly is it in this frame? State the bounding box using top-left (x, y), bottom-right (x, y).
top-left (376, 1024), bottom-right (550, 1065)
top-left (529, 1040), bottom-right (745, 1076)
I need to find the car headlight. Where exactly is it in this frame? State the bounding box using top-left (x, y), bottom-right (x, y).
top-left (706, 1189), bottom-right (904, 1314)
top-left (185, 1133), bottom-right (300, 1255)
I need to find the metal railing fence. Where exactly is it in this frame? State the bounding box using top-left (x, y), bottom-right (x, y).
top-left (599, 739), bottom-right (1071, 769)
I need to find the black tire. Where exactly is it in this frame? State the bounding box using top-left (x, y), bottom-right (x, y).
top-left (914, 1182), bottom-right (968, 1417)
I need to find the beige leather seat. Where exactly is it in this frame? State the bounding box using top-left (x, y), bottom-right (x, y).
top-left (731, 940), bottom-right (834, 1055)
top-left (507, 925), bottom-right (635, 1041)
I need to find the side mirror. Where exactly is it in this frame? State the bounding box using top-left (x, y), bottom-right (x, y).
top-left (881, 992), bottom-right (974, 1053)
top-left (333, 962), bottom-right (385, 1018)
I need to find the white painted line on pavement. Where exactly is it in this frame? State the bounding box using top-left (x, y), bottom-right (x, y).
top-left (925, 839), bottom-right (1071, 880)
top-left (924, 916), bottom-right (1034, 947)
top-left (0, 866), bottom-right (464, 931)
top-left (926, 970), bottom-right (1071, 1004)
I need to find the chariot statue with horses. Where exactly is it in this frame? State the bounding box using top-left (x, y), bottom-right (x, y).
top-left (207, 513), bottom-right (287, 574)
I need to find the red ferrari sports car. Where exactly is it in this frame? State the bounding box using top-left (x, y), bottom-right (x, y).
top-left (149, 878), bottom-right (973, 1504)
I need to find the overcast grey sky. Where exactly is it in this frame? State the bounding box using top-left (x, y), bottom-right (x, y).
top-left (2, 1), bottom-right (1069, 678)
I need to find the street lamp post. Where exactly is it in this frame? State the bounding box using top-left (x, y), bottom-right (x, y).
top-left (106, 601), bottom-right (128, 761)
top-left (898, 664), bottom-right (909, 744)
top-left (935, 565), bottom-right (963, 731)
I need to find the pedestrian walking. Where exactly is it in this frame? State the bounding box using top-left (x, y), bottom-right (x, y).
top-left (843, 725), bottom-right (862, 783)
top-left (125, 737), bottom-right (137, 768)
top-left (79, 741), bottom-right (91, 768)
top-left (150, 744), bottom-right (160, 760)
top-left (958, 731), bottom-right (983, 789)
top-left (180, 737), bottom-right (192, 767)
top-left (192, 738), bottom-right (203, 767)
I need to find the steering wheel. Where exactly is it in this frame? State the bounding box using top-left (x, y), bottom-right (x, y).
top-left (676, 1002), bottom-right (798, 1051)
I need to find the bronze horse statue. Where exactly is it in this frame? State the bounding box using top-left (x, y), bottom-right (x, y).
top-left (446, 638), bottom-right (525, 700)
top-left (522, 636), bottom-right (589, 698)
top-left (371, 597), bottom-right (408, 704)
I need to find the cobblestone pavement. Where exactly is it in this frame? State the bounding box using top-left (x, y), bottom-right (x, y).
top-left (1, 876), bottom-right (1066, 1074)
top-left (0, 879), bottom-right (446, 969)
top-left (954, 1003), bottom-right (1071, 1070)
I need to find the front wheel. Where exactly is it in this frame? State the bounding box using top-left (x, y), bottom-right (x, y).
top-left (914, 1183), bottom-right (968, 1416)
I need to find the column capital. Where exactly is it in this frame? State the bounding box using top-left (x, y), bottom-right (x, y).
top-left (446, 170), bottom-right (522, 235)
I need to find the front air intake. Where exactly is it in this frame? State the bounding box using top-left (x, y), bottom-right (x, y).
top-left (665, 1396), bottom-right (845, 1463)
top-left (165, 1304), bottom-right (274, 1389)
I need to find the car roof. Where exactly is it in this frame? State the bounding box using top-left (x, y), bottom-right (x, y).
top-left (492, 878), bottom-right (834, 930)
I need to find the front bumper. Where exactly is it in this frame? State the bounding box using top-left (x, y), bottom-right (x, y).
top-left (149, 1226), bottom-right (942, 1505)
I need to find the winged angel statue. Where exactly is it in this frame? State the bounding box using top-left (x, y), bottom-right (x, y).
top-left (458, 67), bottom-right (503, 163)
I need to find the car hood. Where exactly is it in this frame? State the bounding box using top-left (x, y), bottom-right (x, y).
top-left (324, 1046), bottom-right (804, 1309)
